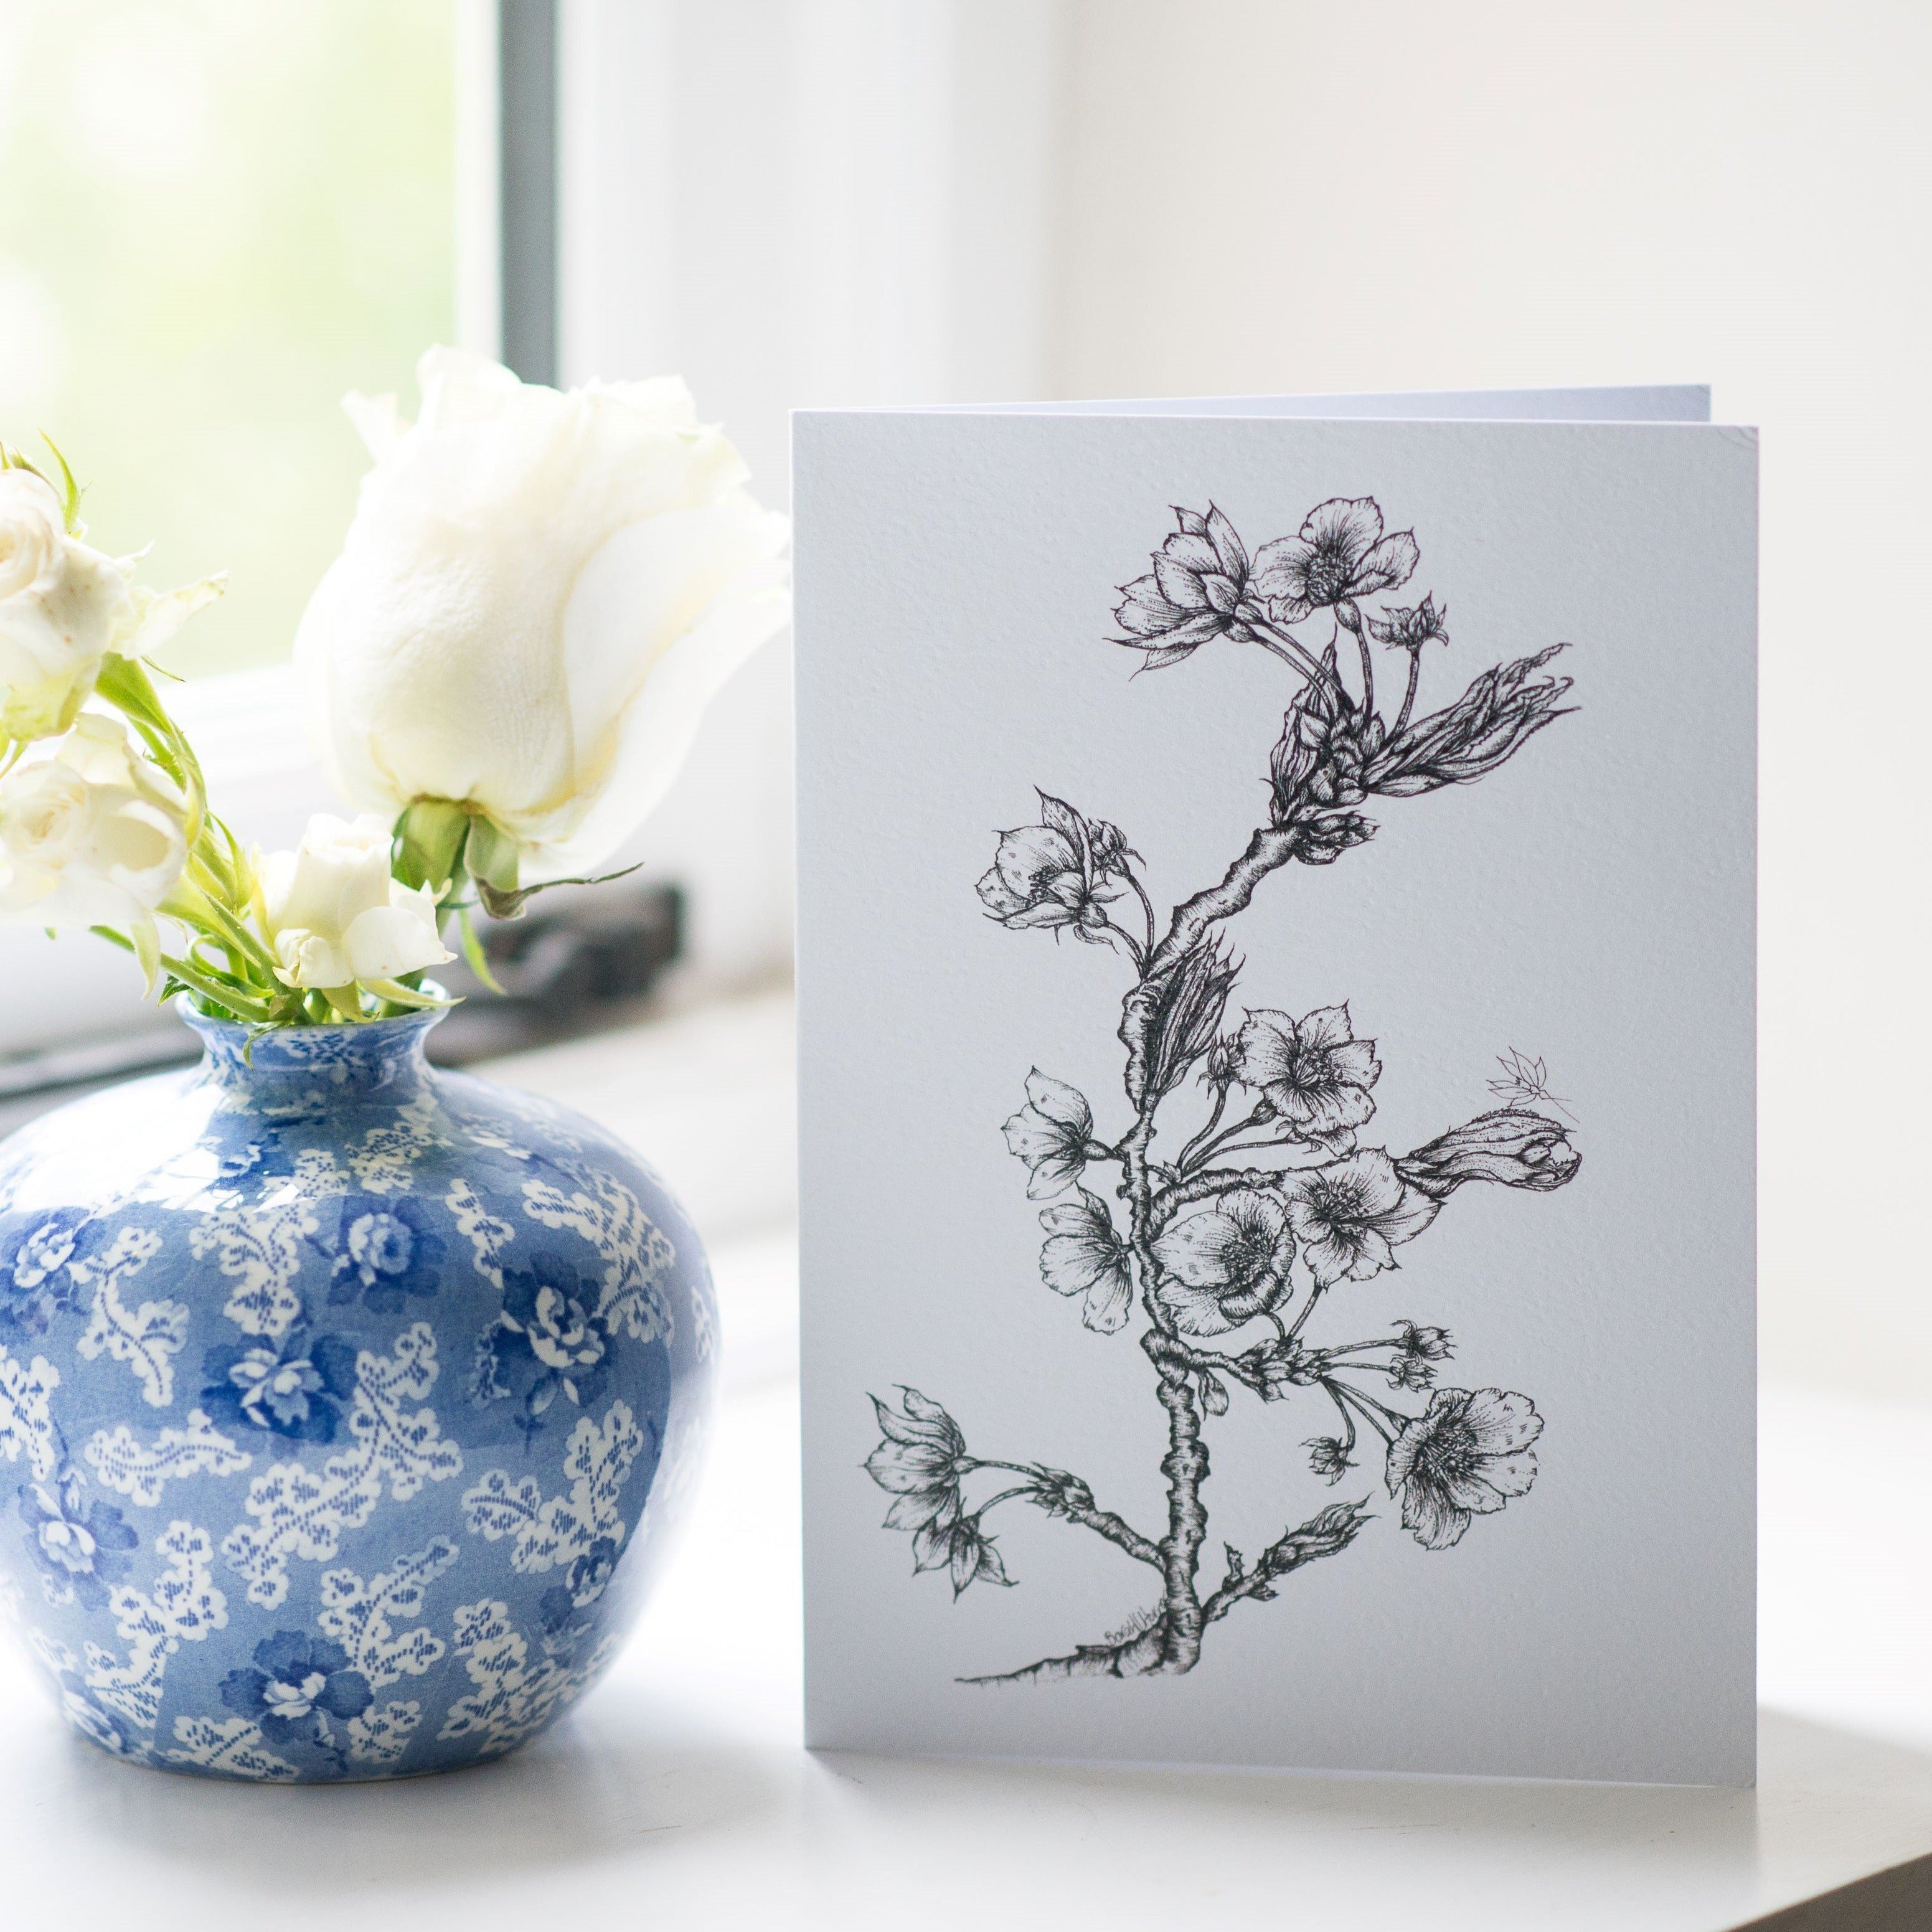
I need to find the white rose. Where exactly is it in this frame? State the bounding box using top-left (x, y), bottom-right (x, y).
top-left (0, 713), bottom-right (189, 929)
top-left (293, 346), bottom-right (789, 884)
top-left (0, 469), bottom-right (136, 743)
top-left (258, 812), bottom-right (455, 991)
top-left (0, 464), bottom-right (227, 745)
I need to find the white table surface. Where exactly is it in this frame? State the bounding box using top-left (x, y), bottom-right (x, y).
top-left (2, 996), bottom-right (1926, 1931)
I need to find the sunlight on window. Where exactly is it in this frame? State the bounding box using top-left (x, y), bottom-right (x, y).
top-left (0, 0), bottom-right (455, 677)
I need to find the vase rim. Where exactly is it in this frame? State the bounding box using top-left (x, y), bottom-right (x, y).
top-left (171, 986), bottom-right (451, 1043)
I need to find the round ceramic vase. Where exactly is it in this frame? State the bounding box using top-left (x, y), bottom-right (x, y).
top-left (0, 1003), bottom-right (715, 1782)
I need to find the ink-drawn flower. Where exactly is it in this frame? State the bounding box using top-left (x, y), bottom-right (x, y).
top-left (326, 1195), bottom-right (448, 1309)
top-left (1113, 504), bottom-right (1260, 668)
top-left (0, 1207), bottom-right (89, 1336)
top-left (18, 1471), bottom-right (138, 1609)
top-left (865, 1387), bottom-right (972, 1536)
top-left (475, 1252), bottom-right (613, 1424)
top-left (976, 792), bottom-right (1130, 939)
top-left (1002, 1070), bottom-right (1095, 1200)
top-left (1038, 1188), bottom-right (1134, 1334)
top-left (1385, 1387), bottom-right (1542, 1550)
top-left (1367, 643), bottom-right (1573, 798)
top-left (1152, 1189), bottom-right (1295, 1336)
top-left (1252, 497), bottom-right (1418, 624)
top-left (1367, 593), bottom-right (1450, 653)
top-left (201, 1330), bottom-right (359, 1443)
top-left (1398, 1108), bottom-right (1580, 1200)
top-left (1305, 1435), bottom-right (1355, 1484)
top-left (1278, 1149), bottom-right (1438, 1288)
top-left (1230, 1004), bottom-right (1381, 1143)
top-left (219, 1630), bottom-right (372, 1742)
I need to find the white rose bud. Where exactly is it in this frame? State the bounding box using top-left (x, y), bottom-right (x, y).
top-left (0, 713), bottom-right (189, 929)
top-left (293, 347), bottom-right (790, 885)
top-left (260, 811), bottom-right (454, 991)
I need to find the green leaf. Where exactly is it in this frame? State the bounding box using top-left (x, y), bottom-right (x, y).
top-left (38, 434), bottom-right (82, 531)
top-left (456, 906), bottom-right (506, 994)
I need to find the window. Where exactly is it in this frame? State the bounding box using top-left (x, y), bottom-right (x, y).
top-left (0, 0), bottom-right (457, 677)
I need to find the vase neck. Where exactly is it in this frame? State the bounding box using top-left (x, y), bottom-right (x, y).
top-left (180, 1005), bottom-right (441, 1101)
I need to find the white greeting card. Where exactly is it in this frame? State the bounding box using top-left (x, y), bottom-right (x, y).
top-left (793, 390), bottom-right (1756, 1786)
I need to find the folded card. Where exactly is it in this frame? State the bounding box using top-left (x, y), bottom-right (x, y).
top-left (794, 389), bottom-right (1756, 1786)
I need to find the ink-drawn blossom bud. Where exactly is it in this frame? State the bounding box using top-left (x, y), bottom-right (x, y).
top-left (1385, 1387), bottom-right (1542, 1551)
top-left (1387, 1354), bottom-right (1436, 1392)
top-left (1367, 593), bottom-right (1451, 653)
top-left (1386, 1321), bottom-right (1454, 1387)
top-left (1261, 1497), bottom-right (1372, 1576)
top-left (1397, 1321), bottom-right (1453, 1362)
top-left (1203, 1034), bottom-right (1240, 1090)
top-left (1112, 504), bottom-right (1261, 669)
top-left (1228, 1003), bottom-right (1380, 1144)
top-left (1251, 497), bottom-right (1419, 626)
top-left (1304, 1436), bottom-right (1355, 1484)
top-left (1397, 1108), bottom-right (1580, 1202)
top-left (1238, 1334), bottom-right (1320, 1401)
top-left (1151, 1188), bottom-right (1295, 1336)
top-left (1277, 1148), bottom-right (1439, 1288)
top-left (1120, 933), bottom-right (1238, 1106)
top-left (865, 1387), bottom-right (972, 1539)
top-left (1002, 1070), bottom-right (1097, 1200)
top-left (1367, 643), bottom-right (1573, 798)
top-left (1270, 681), bottom-right (1382, 833)
top-left (1029, 1468), bottom-right (1096, 1519)
top-left (1038, 1187), bottom-right (1134, 1334)
top-left (976, 791), bottom-right (1131, 940)
top-left (1293, 813), bottom-right (1374, 865)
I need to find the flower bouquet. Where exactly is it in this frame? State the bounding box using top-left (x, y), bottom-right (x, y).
top-left (0, 350), bottom-right (786, 1780)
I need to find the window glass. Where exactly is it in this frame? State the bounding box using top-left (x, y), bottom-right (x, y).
top-left (0, 0), bottom-right (455, 677)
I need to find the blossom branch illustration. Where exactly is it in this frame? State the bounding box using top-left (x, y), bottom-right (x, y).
top-left (867, 494), bottom-right (1581, 1680)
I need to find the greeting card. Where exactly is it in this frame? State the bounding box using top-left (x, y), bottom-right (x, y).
top-left (794, 390), bottom-right (1756, 1785)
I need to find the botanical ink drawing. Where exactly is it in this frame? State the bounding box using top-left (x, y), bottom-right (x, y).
top-left (864, 496), bottom-right (1580, 1682)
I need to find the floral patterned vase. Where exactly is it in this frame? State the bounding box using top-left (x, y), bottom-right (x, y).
top-left (0, 1002), bottom-right (714, 1781)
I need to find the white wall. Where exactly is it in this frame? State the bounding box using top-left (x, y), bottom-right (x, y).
top-left (556, 0), bottom-right (1068, 990)
top-left (1048, 0), bottom-right (1932, 1401)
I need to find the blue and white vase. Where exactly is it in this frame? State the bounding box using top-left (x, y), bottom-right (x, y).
top-left (0, 1001), bottom-right (715, 1781)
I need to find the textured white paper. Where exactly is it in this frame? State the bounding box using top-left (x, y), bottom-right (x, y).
top-left (794, 397), bottom-right (1756, 1786)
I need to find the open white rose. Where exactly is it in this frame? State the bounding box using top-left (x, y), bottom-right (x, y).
top-left (0, 464), bottom-right (227, 745)
top-left (258, 812), bottom-right (453, 991)
top-left (293, 347), bottom-right (790, 885)
top-left (0, 468), bottom-right (137, 743)
top-left (0, 713), bottom-right (189, 930)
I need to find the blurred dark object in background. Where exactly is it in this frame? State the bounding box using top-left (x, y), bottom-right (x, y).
top-left (428, 882), bottom-right (682, 1063)
top-left (0, 883), bottom-right (684, 1137)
